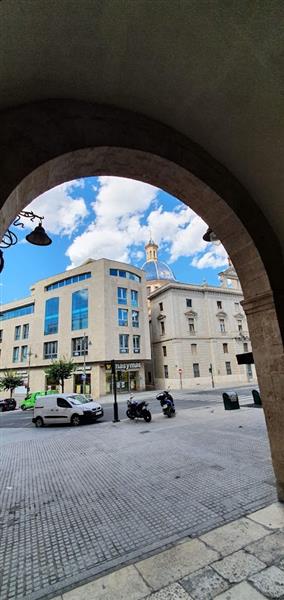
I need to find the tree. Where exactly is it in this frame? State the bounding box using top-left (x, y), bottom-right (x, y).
top-left (44, 358), bottom-right (74, 393)
top-left (0, 370), bottom-right (23, 398)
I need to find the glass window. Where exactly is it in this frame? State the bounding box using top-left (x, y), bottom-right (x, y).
top-left (243, 342), bottom-right (248, 352)
top-left (159, 302), bottom-right (163, 311)
top-left (147, 286), bottom-right (151, 295)
top-left (110, 269), bottom-right (141, 282)
top-left (219, 319), bottom-right (226, 333)
top-left (117, 287), bottom-right (127, 305)
top-left (234, 302), bottom-right (240, 311)
top-left (12, 347), bottom-right (19, 363)
top-left (225, 361), bottom-right (232, 375)
top-left (164, 365), bottom-right (169, 378)
top-left (22, 324), bottom-right (29, 339)
top-left (43, 341), bottom-right (58, 359)
top-left (0, 303), bottom-right (34, 321)
top-left (162, 345), bottom-right (167, 357)
top-left (217, 301), bottom-right (222, 309)
top-left (14, 325), bottom-right (21, 340)
top-left (238, 320), bottom-right (243, 332)
top-left (223, 343), bottom-right (228, 353)
top-left (133, 335), bottom-right (140, 353)
top-left (72, 289), bottom-right (88, 330)
top-left (193, 363), bottom-right (200, 378)
top-left (119, 270), bottom-right (127, 278)
top-left (44, 272), bottom-right (91, 291)
top-left (160, 321), bottom-right (165, 335)
top-left (186, 298), bottom-right (192, 307)
top-left (0, 330), bottom-right (2, 342)
top-left (119, 334), bottom-right (129, 353)
top-left (189, 318), bottom-right (195, 334)
top-left (247, 364), bottom-right (253, 377)
top-left (131, 290), bottom-right (138, 307)
top-left (132, 310), bottom-right (139, 328)
top-left (118, 308), bottom-right (128, 326)
top-left (72, 336), bottom-right (88, 357)
top-left (110, 268), bottom-right (118, 276)
top-left (191, 343), bottom-right (197, 355)
top-left (21, 345), bottom-right (28, 362)
top-left (44, 297), bottom-right (59, 335)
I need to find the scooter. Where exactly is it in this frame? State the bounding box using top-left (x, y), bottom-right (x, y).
top-left (126, 395), bottom-right (152, 422)
top-left (156, 390), bottom-right (176, 417)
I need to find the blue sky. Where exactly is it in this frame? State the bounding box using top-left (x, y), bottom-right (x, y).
top-left (0, 177), bottom-right (228, 304)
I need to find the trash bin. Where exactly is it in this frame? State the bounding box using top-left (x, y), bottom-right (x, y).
top-left (252, 389), bottom-right (262, 406)
top-left (222, 391), bottom-right (240, 410)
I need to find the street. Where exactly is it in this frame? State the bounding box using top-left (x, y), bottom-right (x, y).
top-left (0, 384), bottom-right (258, 428)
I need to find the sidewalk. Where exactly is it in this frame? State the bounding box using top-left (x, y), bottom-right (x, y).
top-left (53, 502), bottom-right (284, 599)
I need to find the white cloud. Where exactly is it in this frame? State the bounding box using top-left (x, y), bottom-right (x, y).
top-left (24, 180), bottom-right (88, 236)
top-left (191, 245), bottom-right (228, 269)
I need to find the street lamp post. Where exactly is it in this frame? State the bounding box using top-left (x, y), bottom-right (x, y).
top-left (82, 333), bottom-right (87, 396)
top-left (209, 363), bottom-right (215, 388)
top-left (26, 348), bottom-right (33, 394)
top-left (111, 359), bottom-right (120, 422)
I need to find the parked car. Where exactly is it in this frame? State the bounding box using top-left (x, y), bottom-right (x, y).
top-left (21, 390), bottom-right (58, 410)
top-left (32, 393), bottom-right (104, 427)
top-left (0, 398), bottom-right (16, 412)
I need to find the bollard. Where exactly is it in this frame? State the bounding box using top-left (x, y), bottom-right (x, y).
top-left (252, 389), bottom-right (262, 406)
top-left (222, 391), bottom-right (240, 410)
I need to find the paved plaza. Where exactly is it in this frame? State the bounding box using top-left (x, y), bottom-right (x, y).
top-left (0, 402), bottom-right (277, 599)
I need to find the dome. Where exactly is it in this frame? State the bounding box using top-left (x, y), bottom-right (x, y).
top-left (142, 259), bottom-right (176, 281)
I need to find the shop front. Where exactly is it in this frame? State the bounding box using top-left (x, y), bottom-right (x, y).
top-left (73, 366), bottom-right (91, 394)
top-left (105, 362), bottom-right (142, 394)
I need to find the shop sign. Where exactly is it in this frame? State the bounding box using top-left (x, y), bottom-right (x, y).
top-left (105, 362), bottom-right (141, 371)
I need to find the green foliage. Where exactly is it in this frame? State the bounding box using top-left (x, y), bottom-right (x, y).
top-left (0, 370), bottom-right (23, 398)
top-left (44, 357), bottom-right (74, 392)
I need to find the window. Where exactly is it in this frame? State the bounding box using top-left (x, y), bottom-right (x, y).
top-left (117, 287), bottom-right (127, 305)
top-left (159, 302), bottom-right (163, 311)
top-left (243, 342), bottom-right (248, 352)
top-left (22, 323), bottom-right (29, 339)
top-left (237, 320), bottom-right (243, 332)
top-left (219, 319), bottom-right (226, 333)
top-left (132, 310), bottom-right (139, 328)
top-left (133, 335), bottom-right (140, 353)
top-left (191, 343), bottom-right (197, 355)
top-left (12, 347), bottom-right (19, 363)
top-left (217, 301), bottom-right (222, 309)
top-left (193, 363), bottom-right (200, 378)
top-left (57, 398), bottom-right (71, 408)
top-left (162, 345), bottom-right (167, 357)
top-left (72, 336), bottom-right (88, 357)
top-left (131, 290), bottom-right (138, 307)
top-left (14, 325), bottom-right (21, 340)
top-left (44, 272), bottom-right (91, 292)
top-left (21, 345), bottom-right (28, 362)
top-left (188, 318), bottom-right (195, 334)
top-left (118, 308), bottom-right (128, 326)
top-left (71, 289), bottom-right (88, 330)
top-left (247, 364), bottom-right (253, 378)
top-left (44, 297), bottom-right (59, 335)
top-left (119, 334), bottom-right (129, 353)
top-left (160, 321), bottom-right (165, 335)
top-left (109, 268), bottom-right (141, 282)
top-left (164, 365), bottom-right (169, 378)
top-left (186, 298), bottom-right (192, 308)
top-left (44, 341), bottom-right (58, 359)
top-left (147, 286), bottom-right (151, 296)
top-left (225, 361), bottom-right (232, 375)
top-left (0, 330), bottom-right (2, 342)
top-left (0, 303), bottom-right (34, 321)
top-left (223, 343), bottom-right (228, 353)
top-left (234, 302), bottom-right (240, 311)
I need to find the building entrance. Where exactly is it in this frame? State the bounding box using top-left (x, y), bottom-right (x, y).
top-left (74, 373), bottom-right (91, 395)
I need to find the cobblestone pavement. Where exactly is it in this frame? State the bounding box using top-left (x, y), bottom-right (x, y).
top-left (0, 404), bottom-right (276, 600)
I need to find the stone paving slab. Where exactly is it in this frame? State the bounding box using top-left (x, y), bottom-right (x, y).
top-left (248, 565), bottom-right (284, 598)
top-left (181, 565), bottom-right (229, 599)
top-left (146, 583), bottom-right (193, 599)
top-left (211, 549), bottom-right (266, 583)
top-left (246, 530), bottom-right (284, 565)
top-left (214, 581), bottom-right (267, 598)
top-left (248, 502), bottom-right (284, 529)
top-left (62, 565), bottom-right (150, 600)
top-left (200, 518), bottom-right (269, 557)
top-left (136, 539), bottom-right (219, 591)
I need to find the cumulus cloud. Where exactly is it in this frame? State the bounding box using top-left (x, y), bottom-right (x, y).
top-left (24, 180), bottom-right (88, 236)
top-left (191, 245), bottom-right (228, 269)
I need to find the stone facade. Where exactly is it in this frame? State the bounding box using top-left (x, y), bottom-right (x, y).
top-left (0, 259), bottom-right (151, 398)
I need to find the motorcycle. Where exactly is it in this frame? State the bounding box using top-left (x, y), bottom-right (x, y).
top-left (156, 390), bottom-right (176, 417)
top-left (126, 395), bottom-right (152, 422)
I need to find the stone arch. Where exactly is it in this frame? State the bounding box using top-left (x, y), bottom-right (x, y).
top-left (0, 99), bottom-right (283, 500)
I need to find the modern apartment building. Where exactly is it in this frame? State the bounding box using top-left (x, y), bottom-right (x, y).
top-left (0, 259), bottom-right (151, 397)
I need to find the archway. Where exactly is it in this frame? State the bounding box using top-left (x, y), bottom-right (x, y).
top-left (0, 99), bottom-right (283, 501)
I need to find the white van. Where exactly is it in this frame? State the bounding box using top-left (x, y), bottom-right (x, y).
top-left (32, 393), bottom-right (104, 427)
